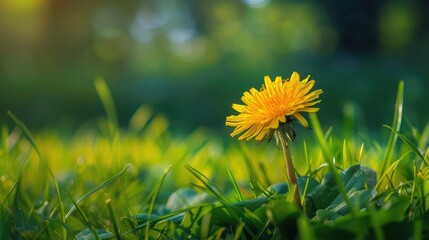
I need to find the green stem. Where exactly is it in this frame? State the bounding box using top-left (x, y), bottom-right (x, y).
top-left (278, 130), bottom-right (301, 208)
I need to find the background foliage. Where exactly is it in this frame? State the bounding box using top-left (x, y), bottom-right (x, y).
top-left (1, 0), bottom-right (429, 133)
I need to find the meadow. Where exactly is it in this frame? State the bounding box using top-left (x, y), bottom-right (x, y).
top-left (1, 79), bottom-right (428, 240)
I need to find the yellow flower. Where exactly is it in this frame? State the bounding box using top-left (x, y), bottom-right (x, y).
top-left (226, 72), bottom-right (323, 142)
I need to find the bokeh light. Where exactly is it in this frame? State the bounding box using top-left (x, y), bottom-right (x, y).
top-left (0, 0), bottom-right (428, 134)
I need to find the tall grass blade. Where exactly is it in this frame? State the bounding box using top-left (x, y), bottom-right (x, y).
top-left (1, 126), bottom-right (9, 159)
top-left (106, 199), bottom-right (122, 240)
top-left (239, 145), bottom-right (268, 197)
top-left (258, 162), bottom-right (271, 187)
top-left (129, 105), bottom-right (153, 132)
top-left (375, 156), bottom-right (403, 191)
top-left (0, 176), bottom-right (22, 212)
top-left (358, 142), bottom-right (365, 163)
top-left (380, 81), bottom-right (404, 176)
top-left (233, 221), bottom-right (245, 240)
top-left (7, 111), bottom-right (67, 239)
top-left (303, 140), bottom-right (311, 175)
top-left (255, 218), bottom-right (272, 239)
top-left (95, 77), bottom-right (118, 138)
top-left (418, 122), bottom-right (429, 149)
top-left (342, 139), bottom-right (349, 168)
top-left (383, 125), bottom-right (428, 167)
top-left (68, 192), bottom-right (101, 240)
top-left (145, 164), bottom-right (172, 240)
top-left (185, 165), bottom-right (230, 204)
top-left (309, 112), bottom-right (357, 216)
top-left (122, 203), bottom-right (214, 236)
top-left (7, 111), bottom-right (42, 158)
top-left (225, 163), bottom-right (243, 201)
top-left (1, 177), bottom-right (21, 209)
top-left (65, 165), bottom-right (129, 219)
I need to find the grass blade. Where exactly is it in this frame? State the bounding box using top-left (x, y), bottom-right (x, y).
top-left (7, 111), bottom-right (67, 240)
top-left (106, 199), bottom-right (122, 240)
top-left (95, 77), bottom-right (118, 138)
top-left (383, 125), bottom-right (428, 167)
top-left (145, 164), bottom-right (172, 240)
top-left (1, 177), bottom-right (21, 209)
top-left (186, 165), bottom-right (230, 204)
top-left (225, 163), bottom-right (243, 201)
top-left (1, 126), bottom-right (9, 159)
top-left (233, 221), bottom-right (245, 240)
top-left (7, 111), bottom-right (42, 158)
top-left (380, 81), bottom-right (404, 176)
top-left (65, 165), bottom-right (129, 219)
top-left (68, 192), bottom-right (101, 240)
top-left (418, 122), bottom-right (429, 149)
top-left (121, 202), bottom-right (215, 236)
top-left (309, 112), bottom-right (357, 216)
top-left (342, 139), bottom-right (349, 168)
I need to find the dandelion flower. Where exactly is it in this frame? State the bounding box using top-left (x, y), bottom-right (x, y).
top-left (226, 72), bottom-right (323, 142)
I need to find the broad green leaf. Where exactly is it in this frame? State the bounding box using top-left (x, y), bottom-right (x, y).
top-left (299, 165), bottom-right (376, 219)
top-left (323, 196), bottom-right (410, 238)
top-left (268, 182), bottom-right (289, 194)
top-left (325, 189), bottom-right (372, 216)
top-left (231, 196), bottom-right (270, 211)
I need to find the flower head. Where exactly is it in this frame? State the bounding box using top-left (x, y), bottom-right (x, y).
top-left (226, 72), bottom-right (322, 142)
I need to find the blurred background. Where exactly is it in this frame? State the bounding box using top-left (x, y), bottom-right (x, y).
top-left (1, 0), bottom-right (428, 136)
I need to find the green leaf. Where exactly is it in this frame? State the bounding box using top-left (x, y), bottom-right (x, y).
top-left (325, 189), bottom-right (372, 216)
top-left (314, 209), bottom-right (340, 222)
top-left (268, 182), bottom-right (289, 194)
top-left (299, 164), bottom-right (376, 219)
top-left (231, 196), bottom-right (271, 211)
top-left (323, 196), bottom-right (411, 238)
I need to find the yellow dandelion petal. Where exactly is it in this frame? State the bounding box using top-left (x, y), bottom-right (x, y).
top-left (232, 104), bottom-right (246, 112)
top-left (293, 112), bottom-right (309, 128)
top-left (226, 71), bottom-right (323, 142)
top-left (290, 71), bottom-right (300, 83)
top-left (264, 76), bottom-right (273, 88)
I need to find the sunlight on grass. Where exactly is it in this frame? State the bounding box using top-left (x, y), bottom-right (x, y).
top-left (0, 80), bottom-right (428, 239)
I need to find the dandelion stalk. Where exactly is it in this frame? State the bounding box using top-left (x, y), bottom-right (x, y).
top-left (277, 128), bottom-right (301, 207)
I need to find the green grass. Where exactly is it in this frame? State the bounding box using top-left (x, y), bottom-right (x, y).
top-left (1, 81), bottom-right (429, 239)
